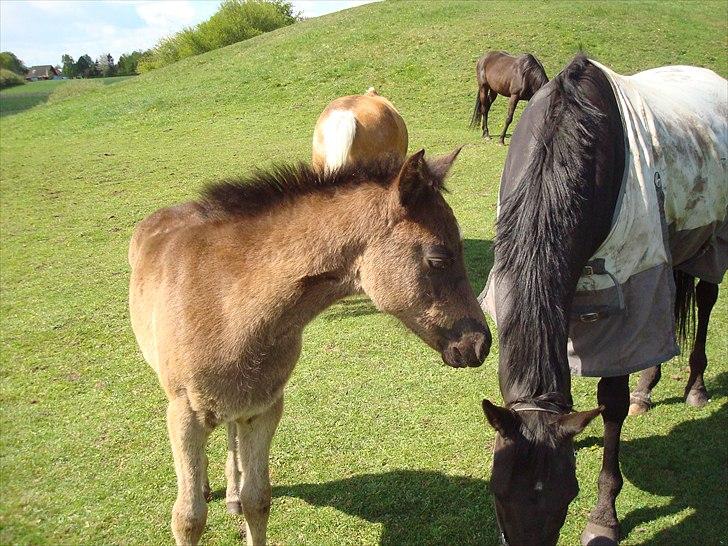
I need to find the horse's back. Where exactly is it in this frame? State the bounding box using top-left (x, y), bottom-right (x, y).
top-left (627, 65), bottom-right (727, 232)
top-left (312, 92), bottom-right (408, 171)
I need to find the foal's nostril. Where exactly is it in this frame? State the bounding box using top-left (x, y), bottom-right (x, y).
top-left (451, 345), bottom-right (463, 365)
top-left (474, 335), bottom-right (488, 363)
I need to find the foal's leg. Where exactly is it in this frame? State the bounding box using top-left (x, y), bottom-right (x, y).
top-left (685, 280), bottom-right (718, 407)
top-left (167, 396), bottom-right (213, 546)
top-left (628, 365), bottom-right (661, 415)
top-left (582, 375), bottom-right (629, 546)
top-left (225, 422), bottom-right (243, 514)
top-left (237, 397), bottom-right (284, 546)
top-left (499, 94), bottom-right (519, 145)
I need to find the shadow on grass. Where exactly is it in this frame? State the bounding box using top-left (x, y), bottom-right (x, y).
top-left (274, 470), bottom-right (497, 545)
top-left (576, 372), bottom-right (728, 544)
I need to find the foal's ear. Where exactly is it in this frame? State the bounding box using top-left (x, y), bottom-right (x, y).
top-left (556, 406), bottom-right (603, 438)
top-left (396, 147), bottom-right (463, 209)
top-left (482, 399), bottom-right (518, 438)
top-left (425, 146), bottom-right (462, 190)
top-left (396, 149), bottom-right (428, 208)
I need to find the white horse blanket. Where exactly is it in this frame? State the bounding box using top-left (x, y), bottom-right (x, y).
top-left (483, 61), bottom-right (728, 377)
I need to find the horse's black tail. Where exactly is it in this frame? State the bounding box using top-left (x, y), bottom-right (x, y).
top-left (470, 87), bottom-right (482, 129)
top-left (674, 269), bottom-right (696, 352)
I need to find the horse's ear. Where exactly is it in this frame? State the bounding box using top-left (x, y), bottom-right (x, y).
top-left (396, 149), bottom-right (428, 208)
top-left (425, 146), bottom-right (462, 190)
top-left (482, 399), bottom-right (518, 438)
top-left (556, 406), bottom-right (603, 438)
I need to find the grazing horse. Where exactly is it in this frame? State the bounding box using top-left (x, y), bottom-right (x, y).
top-left (479, 55), bottom-right (726, 545)
top-left (312, 88), bottom-right (408, 172)
top-left (470, 50), bottom-right (548, 145)
top-left (129, 150), bottom-right (491, 546)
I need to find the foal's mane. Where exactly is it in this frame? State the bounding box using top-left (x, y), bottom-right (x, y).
top-left (495, 55), bottom-right (605, 396)
top-left (199, 154), bottom-right (403, 218)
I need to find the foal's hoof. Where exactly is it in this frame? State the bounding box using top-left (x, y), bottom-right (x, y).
top-left (227, 501), bottom-right (242, 515)
top-left (685, 387), bottom-right (709, 408)
top-left (581, 522), bottom-right (619, 546)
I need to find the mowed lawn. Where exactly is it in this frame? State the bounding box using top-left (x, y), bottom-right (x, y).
top-left (1, 1), bottom-right (726, 545)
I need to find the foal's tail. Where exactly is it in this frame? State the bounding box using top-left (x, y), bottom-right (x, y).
top-left (674, 269), bottom-right (697, 352)
top-left (470, 87), bottom-right (482, 129)
top-left (320, 109), bottom-right (357, 172)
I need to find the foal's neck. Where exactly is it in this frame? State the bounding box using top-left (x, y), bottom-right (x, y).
top-left (235, 183), bottom-right (390, 329)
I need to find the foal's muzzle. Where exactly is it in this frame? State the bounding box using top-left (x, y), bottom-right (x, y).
top-left (441, 318), bottom-right (491, 367)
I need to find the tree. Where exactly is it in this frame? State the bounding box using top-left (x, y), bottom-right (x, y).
top-left (97, 53), bottom-right (116, 77)
top-left (61, 54), bottom-right (76, 78)
top-left (117, 51), bottom-right (143, 76)
top-left (0, 51), bottom-right (27, 75)
top-left (75, 54), bottom-right (96, 78)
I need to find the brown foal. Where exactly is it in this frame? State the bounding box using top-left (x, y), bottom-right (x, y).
top-left (129, 150), bottom-right (490, 545)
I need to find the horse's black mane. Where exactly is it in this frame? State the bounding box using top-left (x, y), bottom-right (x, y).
top-left (495, 54), bottom-right (605, 398)
top-left (520, 53), bottom-right (549, 91)
top-left (199, 154), bottom-right (403, 218)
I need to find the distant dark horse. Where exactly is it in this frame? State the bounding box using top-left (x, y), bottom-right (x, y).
top-left (480, 55), bottom-right (726, 546)
top-left (470, 51), bottom-right (548, 145)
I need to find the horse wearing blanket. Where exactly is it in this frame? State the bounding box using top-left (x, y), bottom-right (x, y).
top-left (479, 55), bottom-right (726, 545)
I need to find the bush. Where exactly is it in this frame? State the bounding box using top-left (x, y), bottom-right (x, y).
top-left (47, 79), bottom-right (104, 103)
top-left (138, 0), bottom-right (297, 73)
top-left (0, 68), bottom-right (26, 89)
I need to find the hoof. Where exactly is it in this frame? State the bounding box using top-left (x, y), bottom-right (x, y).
top-left (628, 401), bottom-right (649, 416)
top-left (227, 501), bottom-right (242, 515)
top-left (581, 522), bottom-right (619, 546)
top-left (497, 140), bottom-right (505, 146)
top-left (483, 135), bottom-right (492, 141)
top-left (685, 387), bottom-right (709, 408)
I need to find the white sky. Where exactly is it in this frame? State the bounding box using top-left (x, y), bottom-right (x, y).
top-left (0, 0), bottom-right (379, 67)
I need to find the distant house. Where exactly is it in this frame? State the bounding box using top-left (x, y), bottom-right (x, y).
top-left (26, 65), bottom-right (60, 81)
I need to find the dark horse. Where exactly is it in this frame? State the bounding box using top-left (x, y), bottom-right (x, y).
top-left (470, 51), bottom-right (548, 145)
top-left (480, 55), bottom-right (724, 545)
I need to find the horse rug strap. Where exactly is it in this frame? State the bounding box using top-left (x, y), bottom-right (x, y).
top-left (482, 60), bottom-right (728, 378)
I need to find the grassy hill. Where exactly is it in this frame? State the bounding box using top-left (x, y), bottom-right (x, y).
top-left (1, 1), bottom-right (726, 544)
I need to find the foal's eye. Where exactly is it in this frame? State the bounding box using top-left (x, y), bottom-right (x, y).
top-left (425, 255), bottom-right (451, 270)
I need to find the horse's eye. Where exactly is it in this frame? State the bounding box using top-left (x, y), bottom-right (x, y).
top-left (426, 255), bottom-right (451, 269)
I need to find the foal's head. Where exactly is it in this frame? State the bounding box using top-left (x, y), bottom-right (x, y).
top-left (358, 148), bottom-right (490, 367)
top-left (481, 400), bottom-right (602, 546)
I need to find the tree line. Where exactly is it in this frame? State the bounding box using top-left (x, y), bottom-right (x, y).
top-left (0, 0), bottom-right (297, 89)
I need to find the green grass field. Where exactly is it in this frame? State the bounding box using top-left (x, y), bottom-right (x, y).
top-left (1, 1), bottom-right (726, 544)
top-left (0, 76), bottom-right (134, 118)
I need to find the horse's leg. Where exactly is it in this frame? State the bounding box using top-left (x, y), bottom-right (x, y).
top-left (685, 280), bottom-right (718, 407)
top-left (167, 396), bottom-right (212, 546)
top-left (499, 94), bottom-right (519, 145)
top-left (581, 375), bottom-right (629, 546)
top-left (628, 365), bottom-right (661, 415)
top-left (225, 422), bottom-right (243, 514)
top-left (481, 85), bottom-right (493, 139)
top-left (237, 397), bottom-right (284, 546)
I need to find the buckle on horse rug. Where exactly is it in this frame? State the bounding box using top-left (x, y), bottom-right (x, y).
top-left (572, 259), bottom-right (626, 323)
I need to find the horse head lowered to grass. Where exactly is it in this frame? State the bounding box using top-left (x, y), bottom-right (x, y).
top-left (128, 148), bottom-right (491, 545)
top-left (480, 55), bottom-right (726, 545)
